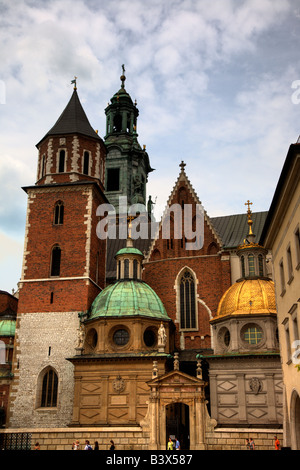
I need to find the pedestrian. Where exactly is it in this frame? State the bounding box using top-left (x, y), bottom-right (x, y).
top-left (110, 440), bottom-right (115, 450)
top-left (84, 440), bottom-right (93, 450)
top-left (249, 437), bottom-right (255, 450)
top-left (167, 437), bottom-right (173, 450)
top-left (175, 437), bottom-right (180, 450)
top-left (94, 441), bottom-right (99, 450)
top-left (33, 442), bottom-right (40, 450)
top-left (274, 435), bottom-right (281, 450)
top-left (73, 440), bottom-right (80, 450)
top-left (245, 438), bottom-right (250, 450)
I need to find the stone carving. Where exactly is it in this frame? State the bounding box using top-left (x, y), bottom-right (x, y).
top-left (158, 322), bottom-right (167, 352)
top-left (249, 377), bottom-right (263, 395)
top-left (77, 324), bottom-right (85, 349)
top-left (113, 375), bottom-right (125, 394)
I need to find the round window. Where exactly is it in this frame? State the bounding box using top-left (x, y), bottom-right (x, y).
top-left (242, 324), bottom-right (263, 345)
top-left (144, 328), bottom-right (156, 347)
top-left (113, 329), bottom-right (130, 346)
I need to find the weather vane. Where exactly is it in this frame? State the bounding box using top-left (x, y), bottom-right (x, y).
top-left (71, 76), bottom-right (77, 90)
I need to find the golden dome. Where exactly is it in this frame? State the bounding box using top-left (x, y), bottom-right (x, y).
top-left (216, 279), bottom-right (277, 318)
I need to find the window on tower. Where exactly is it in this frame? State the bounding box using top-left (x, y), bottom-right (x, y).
top-left (83, 151), bottom-right (90, 175)
top-left (51, 245), bottom-right (61, 276)
top-left (107, 168), bottom-right (120, 191)
top-left (58, 150), bottom-right (65, 173)
top-left (54, 201), bottom-right (64, 225)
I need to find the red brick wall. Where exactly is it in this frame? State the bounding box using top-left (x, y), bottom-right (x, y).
top-left (0, 291), bottom-right (18, 314)
top-left (18, 184), bottom-right (106, 314)
top-left (36, 134), bottom-right (106, 192)
top-left (142, 178), bottom-right (231, 350)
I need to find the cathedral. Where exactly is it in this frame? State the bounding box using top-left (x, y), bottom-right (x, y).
top-left (0, 70), bottom-right (284, 450)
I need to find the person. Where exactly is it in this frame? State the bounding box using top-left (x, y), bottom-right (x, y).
top-left (33, 442), bottom-right (40, 450)
top-left (274, 435), bottom-right (281, 450)
top-left (175, 437), bottom-right (180, 450)
top-left (249, 437), bottom-right (255, 450)
top-left (84, 440), bottom-right (93, 450)
top-left (73, 440), bottom-right (80, 450)
top-left (110, 440), bottom-right (115, 450)
top-left (167, 437), bottom-right (173, 450)
top-left (94, 441), bottom-right (99, 450)
top-left (245, 438), bottom-right (250, 450)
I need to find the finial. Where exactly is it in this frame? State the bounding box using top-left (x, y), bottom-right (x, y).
top-left (120, 64), bottom-right (126, 89)
top-left (71, 76), bottom-right (77, 90)
top-left (127, 215), bottom-right (135, 238)
top-left (180, 161), bottom-right (186, 172)
top-left (245, 200), bottom-right (253, 235)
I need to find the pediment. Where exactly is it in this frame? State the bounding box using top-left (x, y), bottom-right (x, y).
top-left (148, 370), bottom-right (204, 388)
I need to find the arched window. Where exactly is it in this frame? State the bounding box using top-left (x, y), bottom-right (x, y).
top-left (248, 254), bottom-right (255, 276)
top-left (133, 259), bottom-right (138, 279)
top-left (124, 259), bottom-right (129, 278)
top-left (179, 270), bottom-right (196, 329)
top-left (41, 368), bottom-right (58, 407)
top-left (41, 155), bottom-right (46, 178)
top-left (51, 245), bottom-right (61, 276)
top-left (241, 255), bottom-right (245, 278)
top-left (58, 150), bottom-right (65, 173)
top-left (258, 254), bottom-right (264, 277)
top-left (54, 201), bottom-right (64, 225)
top-left (83, 151), bottom-right (90, 175)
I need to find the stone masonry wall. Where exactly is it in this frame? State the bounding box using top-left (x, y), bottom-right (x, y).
top-left (8, 311), bottom-right (79, 428)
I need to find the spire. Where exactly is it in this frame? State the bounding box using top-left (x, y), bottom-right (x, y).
top-left (37, 88), bottom-right (100, 146)
top-left (120, 64), bottom-right (126, 89)
top-left (245, 200), bottom-right (254, 237)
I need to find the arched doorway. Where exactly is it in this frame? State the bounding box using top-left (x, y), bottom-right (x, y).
top-left (166, 403), bottom-right (190, 450)
top-left (291, 390), bottom-right (300, 449)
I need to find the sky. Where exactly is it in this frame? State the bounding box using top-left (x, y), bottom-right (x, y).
top-left (1, 0), bottom-right (300, 293)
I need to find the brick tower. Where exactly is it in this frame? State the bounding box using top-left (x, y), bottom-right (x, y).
top-left (8, 82), bottom-right (107, 427)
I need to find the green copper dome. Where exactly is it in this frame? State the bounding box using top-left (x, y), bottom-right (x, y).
top-left (89, 280), bottom-right (170, 321)
top-left (115, 247), bottom-right (143, 257)
top-left (0, 319), bottom-right (16, 337)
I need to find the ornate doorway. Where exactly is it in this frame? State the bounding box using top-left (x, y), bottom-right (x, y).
top-left (166, 403), bottom-right (190, 450)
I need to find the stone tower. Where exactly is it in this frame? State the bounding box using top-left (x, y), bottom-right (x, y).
top-left (8, 83), bottom-right (108, 427)
top-left (104, 66), bottom-right (154, 214)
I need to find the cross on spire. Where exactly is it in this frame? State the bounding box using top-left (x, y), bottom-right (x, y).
top-left (120, 64), bottom-right (126, 89)
top-left (180, 161), bottom-right (186, 172)
top-left (245, 200), bottom-right (253, 235)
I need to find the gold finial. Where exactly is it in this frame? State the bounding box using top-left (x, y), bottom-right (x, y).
top-left (127, 215), bottom-right (135, 238)
top-left (245, 200), bottom-right (253, 235)
top-left (71, 76), bottom-right (77, 90)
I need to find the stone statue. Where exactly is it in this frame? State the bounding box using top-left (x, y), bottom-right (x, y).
top-left (77, 324), bottom-right (85, 349)
top-left (158, 322), bottom-right (167, 351)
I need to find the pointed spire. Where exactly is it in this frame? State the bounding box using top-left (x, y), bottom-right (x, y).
top-left (120, 64), bottom-right (126, 89)
top-left (37, 88), bottom-right (100, 146)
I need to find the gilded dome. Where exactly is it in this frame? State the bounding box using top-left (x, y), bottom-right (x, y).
top-left (216, 278), bottom-right (277, 318)
top-left (88, 280), bottom-right (170, 321)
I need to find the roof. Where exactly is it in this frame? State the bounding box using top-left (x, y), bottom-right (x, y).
top-left (115, 246), bottom-right (144, 257)
top-left (260, 143), bottom-right (300, 246)
top-left (210, 211), bottom-right (268, 249)
top-left (88, 279), bottom-right (170, 321)
top-left (106, 236), bottom-right (153, 279)
top-left (37, 89), bottom-right (101, 146)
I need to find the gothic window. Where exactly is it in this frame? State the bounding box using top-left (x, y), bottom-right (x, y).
top-left (179, 270), bottom-right (196, 329)
top-left (51, 245), bottom-right (61, 276)
top-left (54, 201), bottom-right (64, 225)
top-left (83, 151), bottom-right (90, 175)
top-left (58, 150), bottom-right (65, 173)
top-left (40, 368), bottom-right (58, 407)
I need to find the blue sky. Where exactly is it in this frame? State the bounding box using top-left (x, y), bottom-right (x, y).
top-left (1, 0), bottom-right (300, 293)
